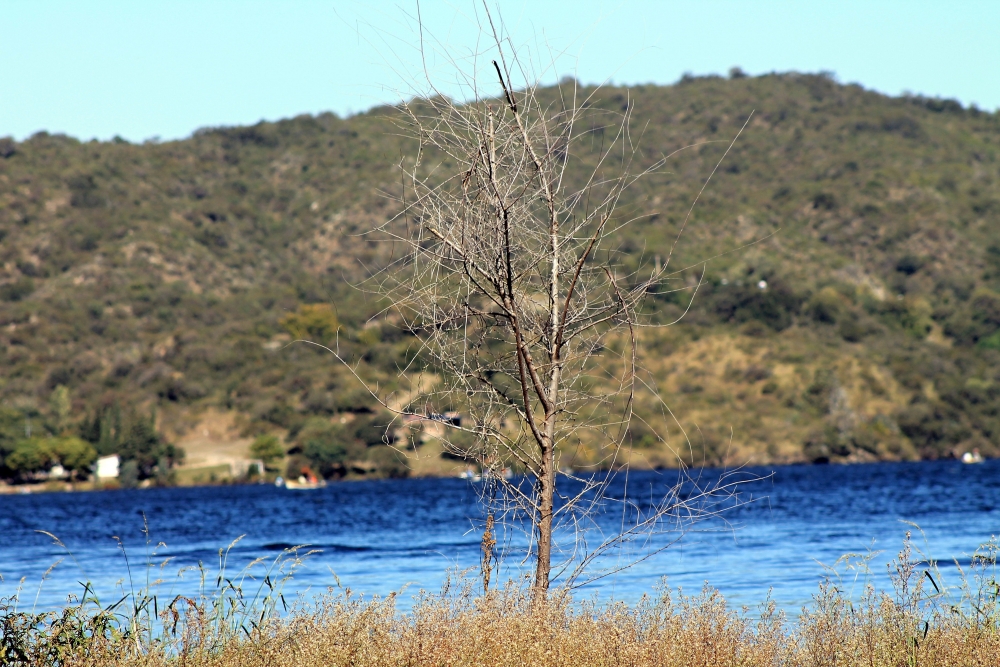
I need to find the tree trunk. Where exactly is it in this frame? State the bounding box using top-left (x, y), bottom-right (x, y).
top-left (533, 416), bottom-right (557, 597)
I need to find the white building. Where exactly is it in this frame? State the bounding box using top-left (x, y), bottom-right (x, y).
top-left (95, 455), bottom-right (120, 479)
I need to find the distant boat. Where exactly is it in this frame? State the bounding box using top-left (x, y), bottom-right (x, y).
top-left (284, 477), bottom-right (327, 490)
top-left (961, 450), bottom-right (984, 464)
top-left (280, 467), bottom-right (327, 489)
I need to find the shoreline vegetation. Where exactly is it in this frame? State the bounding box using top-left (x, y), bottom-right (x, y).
top-left (0, 452), bottom-right (993, 496)
top-left (2, 534), bottom-right (997, 666)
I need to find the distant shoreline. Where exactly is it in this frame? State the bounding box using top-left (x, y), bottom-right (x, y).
top-left (2, 454), bottom-right (990, 496)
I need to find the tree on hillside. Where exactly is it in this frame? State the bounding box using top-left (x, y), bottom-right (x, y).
top-left (334, 7), bottom-right (755, 600)
top-left (250, 434), bottom-right (286, 471)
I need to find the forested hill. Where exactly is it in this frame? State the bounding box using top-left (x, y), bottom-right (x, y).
top-left (2, 71), bottom-right (999, 479)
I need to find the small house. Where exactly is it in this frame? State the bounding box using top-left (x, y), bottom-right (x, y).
top-left (96, 455), bottom-right (120, 480)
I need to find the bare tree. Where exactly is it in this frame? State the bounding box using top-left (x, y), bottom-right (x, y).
top-left (337, 5), bottom-right (755, 600)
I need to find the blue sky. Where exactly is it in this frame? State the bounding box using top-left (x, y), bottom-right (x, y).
top-left (2, 1), bottom-right (997, 142)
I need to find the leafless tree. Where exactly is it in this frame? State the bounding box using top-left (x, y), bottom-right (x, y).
top-left (335, 4), bottom-right (757, 601)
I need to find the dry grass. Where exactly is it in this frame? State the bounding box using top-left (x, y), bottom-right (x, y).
top-left (626, 328), bottom-right (921, 468)
top-left (3, 535), bottom-right (997, 666)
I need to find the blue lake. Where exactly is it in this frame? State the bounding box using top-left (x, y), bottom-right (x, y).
top-left (1, 459), bottom-right (998, 614)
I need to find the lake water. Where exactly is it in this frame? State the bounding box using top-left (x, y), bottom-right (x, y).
top-left (2, 459), bottom-right (998, 614)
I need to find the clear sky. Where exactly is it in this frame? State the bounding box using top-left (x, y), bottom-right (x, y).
top-left (2, 1), bottom-right (997, 143)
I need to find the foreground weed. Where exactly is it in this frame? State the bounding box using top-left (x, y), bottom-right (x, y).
top-left (0, 532), bottom-right (314, 667)
top-left (2, 534), bottom-right (998, 666)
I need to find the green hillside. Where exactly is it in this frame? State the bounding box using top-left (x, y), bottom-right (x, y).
top-left (1, 72), bottom-right (999, 482)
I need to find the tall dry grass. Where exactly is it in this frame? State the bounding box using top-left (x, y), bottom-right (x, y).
top-left (3, 534), bottom-right (997, 666)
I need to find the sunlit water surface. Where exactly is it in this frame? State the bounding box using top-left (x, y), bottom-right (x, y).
top-left (2, 459), bottom-right (998, 614)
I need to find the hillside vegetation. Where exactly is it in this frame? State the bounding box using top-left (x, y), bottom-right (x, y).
top-left (1, 72), bottom-right (999, 481)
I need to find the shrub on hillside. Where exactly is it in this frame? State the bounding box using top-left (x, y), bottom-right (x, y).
top-left (945, 288), bottom-right (1000, 345)
top-left (707, 277), bottom-right (803, 331)
top-left (280, 304), bottom-right (340, 343)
